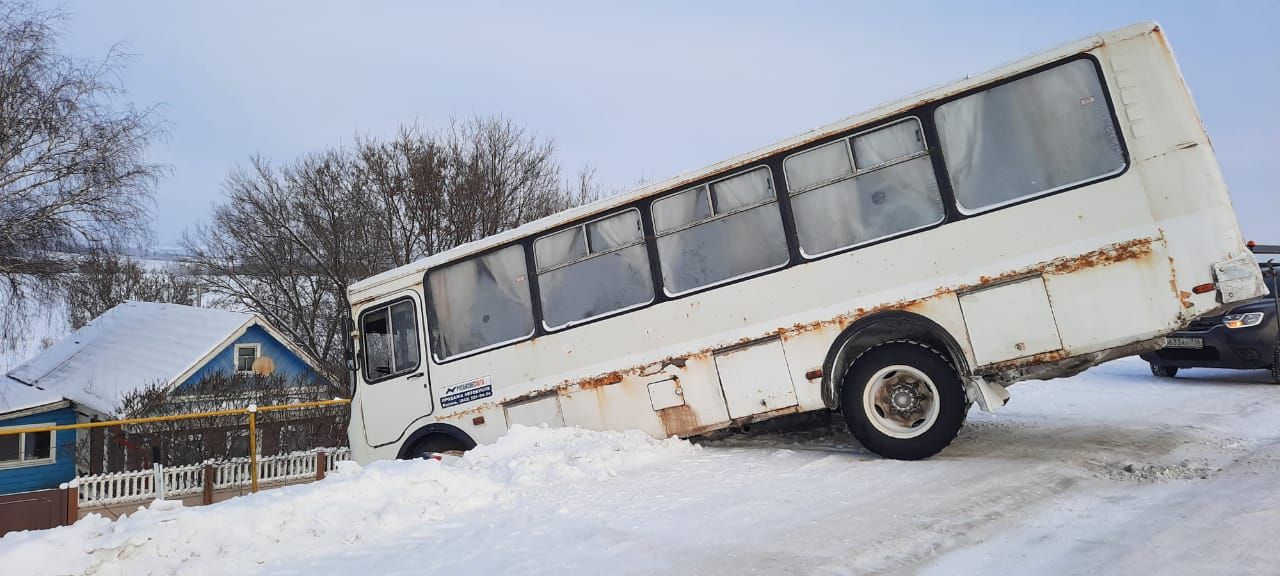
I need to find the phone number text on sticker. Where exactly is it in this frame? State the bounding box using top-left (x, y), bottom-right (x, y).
top-left (441, 375), bottom-right (493, 408)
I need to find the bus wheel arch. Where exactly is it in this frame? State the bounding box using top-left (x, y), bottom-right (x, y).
top-left (397, 423), bottom-right (477, 459)
top-left (822, 310), bottom-right (970, 412)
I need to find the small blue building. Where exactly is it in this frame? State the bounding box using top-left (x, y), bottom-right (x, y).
top-left (0, 302), bottom-right (325, 495)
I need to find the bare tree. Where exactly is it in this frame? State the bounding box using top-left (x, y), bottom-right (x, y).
top-left (0, 2), bottom-right (163, 339)
top-left (185, 116), bottom-right (599, 382)
top-left (65, 248), bottom-right (198, 329)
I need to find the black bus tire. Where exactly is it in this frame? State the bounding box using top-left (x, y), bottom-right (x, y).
top-left (840, 341), bottom-right (966, 460)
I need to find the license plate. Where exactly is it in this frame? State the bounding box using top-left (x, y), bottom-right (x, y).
top-left (1165, 337), bottom-right (1203, 349)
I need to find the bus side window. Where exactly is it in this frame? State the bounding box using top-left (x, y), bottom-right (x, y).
top-left (652, 167), bottom-right (789, 295)
top-left (535, 209), bottom-right (653, 330)
top-left (428, 245), bottom-right (534, 360)
top-left (785, 118), bottom-right (943, 257)
top-left (935, 58), bottom-right (1125, 214)
top-left (361, 299), bottom-right (421, 382)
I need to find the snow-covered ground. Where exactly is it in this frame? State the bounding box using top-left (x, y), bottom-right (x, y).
top-left (3, 357), bottom-right (1279, 576)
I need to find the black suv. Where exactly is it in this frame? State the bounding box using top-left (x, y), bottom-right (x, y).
top-left (1143, 252), bottom-right (1279, 383)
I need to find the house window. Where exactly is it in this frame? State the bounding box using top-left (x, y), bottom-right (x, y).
top-left (0, 423), bottom-right (55, 468)
top-left (235, 344), bottom-right (261, 374)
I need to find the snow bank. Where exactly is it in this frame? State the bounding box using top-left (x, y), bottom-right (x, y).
top-left (0, 425), bottom-right (695, 576)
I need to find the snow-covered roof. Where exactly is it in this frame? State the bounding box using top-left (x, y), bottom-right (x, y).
top-left (5, 302), bottom-right (257, 415)
top-left (348, 21), bottom-right (1160, 301)
top-left (0, 376), bottom-right (64, 416)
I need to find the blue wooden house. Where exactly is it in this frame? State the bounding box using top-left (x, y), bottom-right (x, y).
top-left (0, 302), bottom-right (325, 495)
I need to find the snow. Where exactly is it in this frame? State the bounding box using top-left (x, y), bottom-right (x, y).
top-left (3, 357), bottom-right (1280, 575)
top-left (6, 302), bottom-right (253, 415)
top-left (0, 376), bottom-right (62, 413)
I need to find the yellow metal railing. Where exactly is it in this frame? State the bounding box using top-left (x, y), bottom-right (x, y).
top-left (0, 399), bottom-right (351, 493)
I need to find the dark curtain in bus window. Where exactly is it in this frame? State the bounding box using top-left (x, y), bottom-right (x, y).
top-left (390, 300), bottom-right (420, 373)
top-left (935, 58), bottom-right (1125, 212)
top-left (429, 245), bottom-right (533, 359)
top-left (655, 169), bottom-right (788, 294)
top-left (362, 307), bottom-right (394, 377)
top-left (791, 156), bottom-right (943, 256)
top-left (538, 211), bottom-right (653, 328)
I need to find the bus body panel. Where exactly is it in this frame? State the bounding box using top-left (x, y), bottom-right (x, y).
top-left (346, 23), bottom-right (1264, 463)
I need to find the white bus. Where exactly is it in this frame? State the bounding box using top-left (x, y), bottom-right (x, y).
top-left (346, 22), bottom-right (1264, 461)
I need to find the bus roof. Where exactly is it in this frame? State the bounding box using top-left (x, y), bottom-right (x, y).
top-left (348, 20), bottom-right (1161, 300)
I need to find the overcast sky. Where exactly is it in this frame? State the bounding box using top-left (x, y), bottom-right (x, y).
top-left (44, 0), bottom-right (1279, 246)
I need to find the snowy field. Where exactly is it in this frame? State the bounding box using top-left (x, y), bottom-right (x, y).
top-left (2, 357), bottom-right (1279, 576)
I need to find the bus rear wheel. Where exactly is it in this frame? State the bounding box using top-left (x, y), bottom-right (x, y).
top-left (841, 341), bottom-right (966, 460)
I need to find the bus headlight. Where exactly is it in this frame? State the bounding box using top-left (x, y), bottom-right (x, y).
top-left (1223, 312), bottom-right (1264, 329)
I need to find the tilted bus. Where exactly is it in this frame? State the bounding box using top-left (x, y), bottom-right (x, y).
top-left (345, 22), bottom-right (1265, 461)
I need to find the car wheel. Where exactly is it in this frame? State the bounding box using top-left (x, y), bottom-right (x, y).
top-left (841, 341), bottom-right (966, 460)
top-left (1149, 363), bottom-right (1178, 378)
top-left (1271, 347), bottom-right (1280, 385)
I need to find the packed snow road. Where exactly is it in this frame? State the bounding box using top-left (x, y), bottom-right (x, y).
top-left (3, 357), bottom-right (1279, 576)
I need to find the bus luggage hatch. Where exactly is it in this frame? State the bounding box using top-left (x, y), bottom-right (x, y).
top-left (959, 275), bottom-right (1064, 366)
top-left (714, 339), bottom-right (799, 419)
top-left (504, 395), bottom-right (566, 428)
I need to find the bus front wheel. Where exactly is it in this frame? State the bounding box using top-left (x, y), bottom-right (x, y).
top-left (402, 435), bottom-right (469, 460)
top-left (840, 341), bottom-right (966, 460)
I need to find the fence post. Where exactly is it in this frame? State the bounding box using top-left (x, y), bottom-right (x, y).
top-left (202, 464), bottom-right (215, 506)
top-left (316, 451), bottom-right (326, 481)
top-left (248, 404), bottom-right (259, 493)
top-left (66, 482), bottom-right (78, 524)
top-left (153, 463), bottom-right (166, 501)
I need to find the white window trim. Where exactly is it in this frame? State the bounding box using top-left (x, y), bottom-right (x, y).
top-left (0, 422), bottom-right (57, 470)
top-left (234, 343), bottom-right (262, 374)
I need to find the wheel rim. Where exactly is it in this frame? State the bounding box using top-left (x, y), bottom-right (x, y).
top-left (862, 365), bottom-right (941, 439)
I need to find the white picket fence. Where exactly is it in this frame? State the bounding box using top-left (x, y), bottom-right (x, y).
top-left (76, 447), bottom-right (351, 507)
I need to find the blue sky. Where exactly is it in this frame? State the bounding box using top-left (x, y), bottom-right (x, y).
top-left (45, 1), bottom-right (1279, 245)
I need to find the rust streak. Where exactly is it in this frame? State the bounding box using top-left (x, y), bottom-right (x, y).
top-left (1040, 236), bottom-right (1155, 275)
top-left (578, 371), bottom-right (624, 390)
top-left (1167, 254), bottom-right (1194, 310)
top-left (657, 404), bottom-right (699, 437)
top-left (982, 349), bottom-right (1071, 373)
